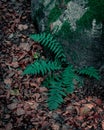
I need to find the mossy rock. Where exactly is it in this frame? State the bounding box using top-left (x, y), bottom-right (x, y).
top-left (31, 0), bottom-right (104, 68)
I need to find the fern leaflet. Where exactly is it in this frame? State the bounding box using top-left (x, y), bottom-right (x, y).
top-left (30, 33), bottom-right (66, 62)
top-left (47, 80), bottom-right (66, 110)
top-left (23, 59), bottom-right (61, 75)
top-left (62, 65), bottom-right (83, 94)
top-left (77, 67), bottom-right (100, 80)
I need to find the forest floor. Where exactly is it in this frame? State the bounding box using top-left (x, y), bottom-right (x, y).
top-left (0, 0), bottom-right (104, 130)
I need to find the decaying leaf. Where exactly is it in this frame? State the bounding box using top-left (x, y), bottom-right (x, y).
top-left (18, 24), bottom-right (28, 30)
top-left (19, 42), bottom-right (31, 51)
top-left (80, 106), bottom-right (90, 116)
top-left (7, 103), bottom-right (17, 110)
top-left (16, 108), bottom-right (25, 116)
top-left (102, 120), bottom-right (104, 130)
top-left (10, 89), bottom-right (20, 96)
top-left (5, 123), bottom-right (12, 130)
top-left (4, 78), bottom-right (12, 85)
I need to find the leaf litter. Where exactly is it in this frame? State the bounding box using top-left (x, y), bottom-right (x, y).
top-left (0, 0), bottom-right (104, 130)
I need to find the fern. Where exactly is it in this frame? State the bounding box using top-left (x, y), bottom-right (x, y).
top-left (30, 33), bottom-right (66, 62)
top-left (23, 59), bottom-right (61, 75)
top-left (77, 67), bottom-right (100, 80)
top-left (23, 33), bottom-right (100, 110)
top-left (47, 80), bottom-right (66, 110)
top-left (62, 65), bottom-right (83, 94)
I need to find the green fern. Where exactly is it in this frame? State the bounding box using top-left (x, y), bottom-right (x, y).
top-left (62, 65), bottom-right (83, 94)
top-left (30, 33), bottom-right (66, 62)
top-left (23, 59), bottom-right (61, 75)
top-left (77, 67), bottom-right (100, 80)
top-left (47, 80), bottom-right (66, 110)
top-left (23, 33), bottom-right (100, 110)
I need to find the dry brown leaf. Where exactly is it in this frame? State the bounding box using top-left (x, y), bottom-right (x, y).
top-left (26, 100), bottom-right (39, 110)
top-left (4, 78), bottom-right (12, 85)
top-left (39, 87), bottom-right (48, 92)
top-left (95, 99), bottom-right (102, 106)
top-left (80, 106), bottom-right (90, 116)
top-left (19, 42), bottom-right (31, 51)
top-left (5, 123), bottom-right (12, 130)
top-left (84, 103), bottom-right (94, 109)
top-left (6, 61), bottom-right (19, 68)
top-left (102, 121), bottom-right (104, 130)
top-left (7, 103), bottom-right (17, 110)
top-left (18, 24), bottom-right (28, 30)
top-left (33, 93), bottom-right (40, 102)
top-left (30, 82), bottom-right (38, 88)
top-left (52, 123), bottom-right (60, 130)
top-left (16, 108), bottom-right (25, 116)
top-left (5, 114), bottom-right (10, 119)
top-left (17, 51), bottom-right (27, 61)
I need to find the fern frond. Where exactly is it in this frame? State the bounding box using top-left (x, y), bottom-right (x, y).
top-left (62, 65), bottom-right (82, 94)
top-left (47, 80), bottom-right (66, 110)
top-left (77, 67), bottom-right (100, 80)
top-left (23, 59), bottom-right (61, 75)
top-left (30, 33), bottom-right (66, 62)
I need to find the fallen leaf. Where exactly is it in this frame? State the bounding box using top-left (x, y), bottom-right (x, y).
top-left (4, 78), bottom-right (12, 85)
top-left (5, 114), bottom-right (10, 119)
top-left (84, 103), bottom-right (94, 109)
top-left (52, 123), bottom-right (60, 130)
top-left (16, 108), bottom-right (25, 116)
top-left (7, 103), bottom-right (17, 110)
top-left (19, 42), bottom-right (31, 51)
top-left (80, 106), bottom-right (90, 116)
top-left (26, 100), bottom-right (38, 110)
top-left (5, 123), bottom-right (12, 130)
top-left (30, 82), bottom-right (38, 88)
top-left (39, 87), bottom-right (48, 92)
top-left (102, 120), bottom-right (104, 130)
top-left (10, 89), bottom-right (20, 96)
top-left (95, 99), bottom-right (102, 106)
top-left (18, 24), bottom-right (28, 30)
top-left (6, 61), bottom-right (19, 68)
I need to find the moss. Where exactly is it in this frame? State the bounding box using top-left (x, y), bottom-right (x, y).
top-left (64, 0), bottom-right (71, 4)
top-left (77, 0), bottom-right (104, 30)
top-left (88, 0), bottom-right (104, 23)
top-left (48, 6), bottom-right (62, 25)
top-left (55, 21), bottom-right (74, 40)
top-left (76, 10), bottom-right (94, 30)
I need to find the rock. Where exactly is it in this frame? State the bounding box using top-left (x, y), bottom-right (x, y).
top-left (31, 0), bottom-right (104, 68)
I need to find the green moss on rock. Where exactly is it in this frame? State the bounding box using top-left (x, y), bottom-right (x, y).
top-left (65, 0), bottom-right (71, 4)
top-left (48, 6), bottom-right (62, 25)
top-left (56, 21), bottom-right (74, 40)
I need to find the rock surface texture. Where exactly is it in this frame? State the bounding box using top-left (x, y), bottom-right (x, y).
top-left (31, 0), bottom-right (104, 68)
